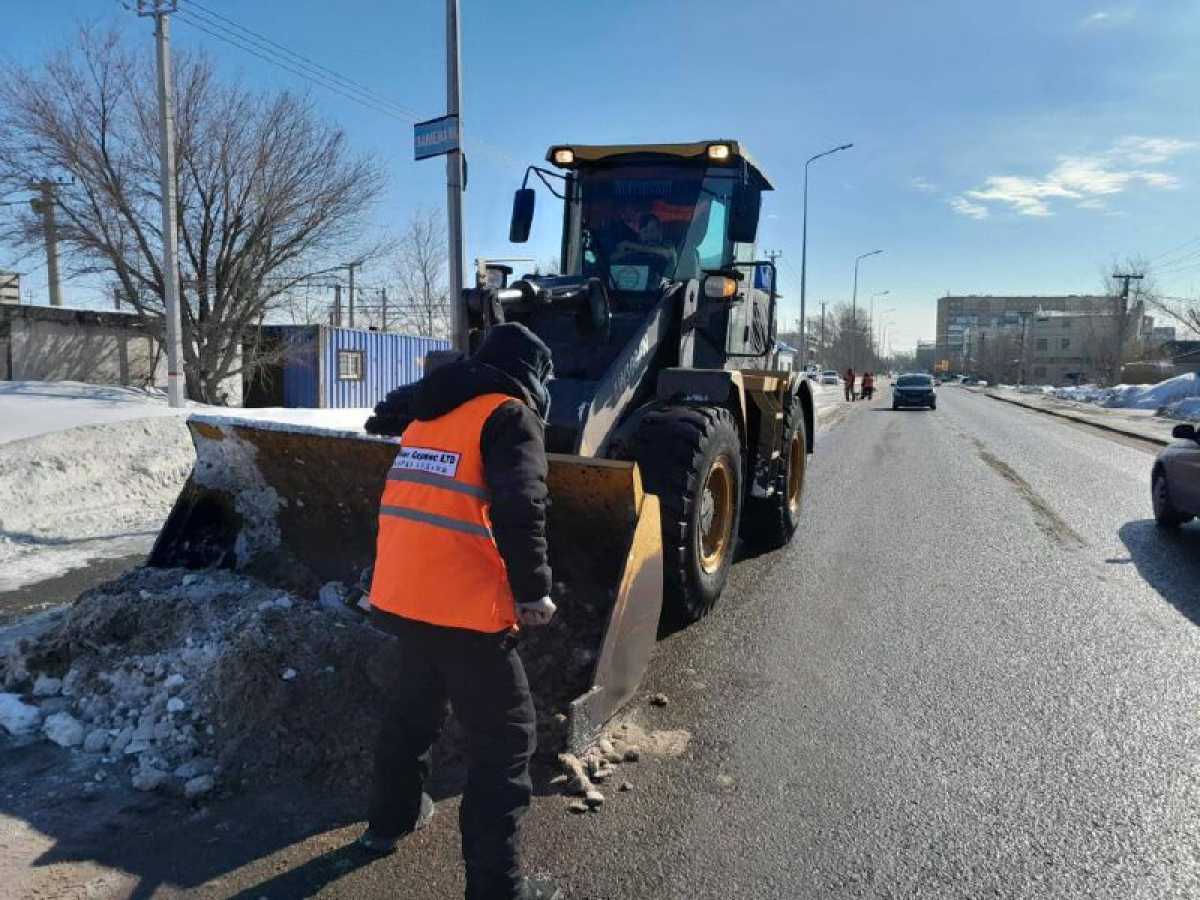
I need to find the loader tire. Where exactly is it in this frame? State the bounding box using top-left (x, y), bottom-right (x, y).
top-left (635, 406), bottom-right (743, 625)
top-left (742, 398), bottom-right (807, 551)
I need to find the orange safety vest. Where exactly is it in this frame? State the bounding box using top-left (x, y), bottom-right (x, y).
top-left (370, 393), bottom-right (518, 633)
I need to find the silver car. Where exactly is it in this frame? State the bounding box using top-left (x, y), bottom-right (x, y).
top-left (1152, 423), bottom-right (1200, 527)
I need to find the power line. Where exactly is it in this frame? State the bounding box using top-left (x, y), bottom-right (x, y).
top-left (180, 0), bottom-right (422, 120)
top-left (174, 9), bottom-right (415, 123)
top-left (168, 2), bottom-right (514, 167)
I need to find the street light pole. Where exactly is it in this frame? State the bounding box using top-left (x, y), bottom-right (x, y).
top-left (869, 290), bottom-right (890, 363)
top-left (799, 142), bottom-right (852, 370)
top-left (850, 249), bottom-right (882, 370)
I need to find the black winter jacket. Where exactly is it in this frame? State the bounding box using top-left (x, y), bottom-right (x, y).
top-left (365, 324), bottom-right (553, 607)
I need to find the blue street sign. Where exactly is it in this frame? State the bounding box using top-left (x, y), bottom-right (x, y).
top-left (754, 263), bottom-right (775, 292)
top-left (414, 115), bottom-right (459, 161)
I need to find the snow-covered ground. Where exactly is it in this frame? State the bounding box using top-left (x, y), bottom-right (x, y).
top-left (0, 381), bottom-right (374, 598)
top-left (1012, 372), bottom-right (1200, 420)
top-left (0, 381), bottom-right (194, 445)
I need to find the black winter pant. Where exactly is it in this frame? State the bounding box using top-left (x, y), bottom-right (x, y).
top-left (368, 614), bottom-right (536, 900)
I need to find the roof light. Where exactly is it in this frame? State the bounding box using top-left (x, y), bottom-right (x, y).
top-left (707, 143), bottom-right (733, 162)
top-left (551, 147), bottom-right (575, 166)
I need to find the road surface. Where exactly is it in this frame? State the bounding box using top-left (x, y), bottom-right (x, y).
top-left (4, 385), bottom-right (1199, 899)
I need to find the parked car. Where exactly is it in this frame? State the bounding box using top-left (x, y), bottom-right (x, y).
top-left (805, 365), bottom-right (821, 381)
top-left (892, 373), bottom-right (937, 410)
top-left (820, 370), bottom-right (839, 385)
top-left (1152, 423), bottom-right (1200, 527)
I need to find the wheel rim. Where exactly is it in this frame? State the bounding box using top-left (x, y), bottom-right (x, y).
top-left (786, 433), bottom-right (804, 515)
top-left (699, 456), bottom-right (735, 574)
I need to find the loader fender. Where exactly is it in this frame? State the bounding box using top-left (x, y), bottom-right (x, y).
top-left (655, 368), bottom-right (747, 438)
top-left (794, 375), bottom-right (815, 454)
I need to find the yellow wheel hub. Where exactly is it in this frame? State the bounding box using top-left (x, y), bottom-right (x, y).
top-left (699, 457), bottom-right (734, 574)
top-left (787, 433), bottom-right (804, 515)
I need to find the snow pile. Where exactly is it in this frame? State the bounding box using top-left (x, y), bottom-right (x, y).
top-left (1036, 374), bottom-right (1200, 418)
top-left (0, 381), bottom-right (196, 445)
top-left (1, 567), bottom-right (394, 797)
top-left (0, 416), bottom-right (194, 592)
top-left (0, 565), bottom-right (600, 798)
top-left (1162, 397), bottom-right (1200, 422)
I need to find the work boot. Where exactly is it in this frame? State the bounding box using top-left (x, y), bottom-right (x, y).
top-left (515, 876), bottom-right (563, 899)
top-left (356, 793), bottom-right (435, 856)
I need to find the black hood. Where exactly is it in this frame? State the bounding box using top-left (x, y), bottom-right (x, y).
top-left (413, 322), bottom-right (553, 422)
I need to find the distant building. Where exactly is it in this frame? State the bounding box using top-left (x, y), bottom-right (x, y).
top-left (914, 340), bottom-right (937, 373)
top-left (1, 304), bottom-right (164, 386)
top-left (1150, 325), bottom-right (1178, 347)
top-left (0, 272), bottom-right (19, 305)
top-left (937, 295), bottom-right (1113, 369)
top-left (243, 325), bottom-right (449, 409)
top-left (1019, 310), bottom-right (1132, 386)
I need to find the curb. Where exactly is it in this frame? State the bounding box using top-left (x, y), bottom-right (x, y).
top-left (985, 391), bottom-right (1169, 447)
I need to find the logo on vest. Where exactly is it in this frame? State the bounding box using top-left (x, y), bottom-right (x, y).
top-left (393, 446), bottom-right (461, 478)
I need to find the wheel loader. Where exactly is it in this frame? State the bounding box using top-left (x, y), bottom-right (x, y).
top-left (150, 140), bottom-right (813, 751)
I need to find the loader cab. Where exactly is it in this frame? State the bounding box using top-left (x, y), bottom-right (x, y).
top-left (503, 141), bottom-right (777, 454)
top-left (508, 141), bottom-right (775, 356)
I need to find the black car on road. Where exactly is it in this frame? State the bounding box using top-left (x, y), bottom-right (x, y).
top-left (1153, 423), bottom-right (1200, 527)
top-left (892, 373), bottom-right (937, 410)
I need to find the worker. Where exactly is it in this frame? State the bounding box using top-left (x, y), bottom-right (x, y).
top-left (360, 321), bottom-right (562, 900)
top-left (844, 367), bottom-right (856, 402)
top-left (614, 212), bottom-right (679, 270)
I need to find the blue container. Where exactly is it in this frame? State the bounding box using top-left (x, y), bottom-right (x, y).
top-left (272, 326), bottom-right (448, 408)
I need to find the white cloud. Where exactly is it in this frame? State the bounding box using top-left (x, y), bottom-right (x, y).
top-left (953, 135), bottom-right (1194, 218)
top-left (949, 197), bottom-right (989, 219)
top-left (910, 176), bottom-right (937, 193)
top-left (1111, 136), bottom-right (1196, 165)
top-left (1081, 9), bottom-right (1135, 27)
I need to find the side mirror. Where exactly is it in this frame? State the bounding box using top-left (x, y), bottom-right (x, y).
top-left (729, 183), bottom-right (761, 244)
top-left (509, 188), bottom-right (535, 243)
top-left (1173, 423), bottom-right (1197, 441)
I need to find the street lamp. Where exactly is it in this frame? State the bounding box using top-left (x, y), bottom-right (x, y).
top-left (869, 290), bottom-right (890, 359)
top-left (799, 142), bottom-right (853, 369)
top-left (850, 249), bottom-right (882, 369)
top-left (875, 302), bottom-right (895, 363)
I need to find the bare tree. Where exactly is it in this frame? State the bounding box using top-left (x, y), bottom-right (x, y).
top-left (391, 207), bottom-right (450, 339)
top-left (1090, 255), bottom-right (1159, 383)
top-left (0, 28), bottom-right (386, 402)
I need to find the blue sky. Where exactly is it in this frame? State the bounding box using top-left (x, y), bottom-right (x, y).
top-left (3, 0), bottom-right (1199, 351)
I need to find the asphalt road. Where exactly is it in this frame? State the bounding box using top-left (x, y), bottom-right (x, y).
top-left (6, 386), bottom-right (1200, 899)
top-left (534, 384), bottom-right (1200, 898)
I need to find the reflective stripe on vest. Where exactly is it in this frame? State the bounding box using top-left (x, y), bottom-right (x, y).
top-left (369, 392), bottom-right (518, 633)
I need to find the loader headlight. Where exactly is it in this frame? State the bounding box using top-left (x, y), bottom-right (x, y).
top-left (551, 147), bottom-right (575, 166)
top-left (703, 275), bottom-right (739, 300)
top-left (706, 143), bottom-right (733, 162)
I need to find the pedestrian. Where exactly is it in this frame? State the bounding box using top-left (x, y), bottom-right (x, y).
top-left (360, 322), bottom-right (562, 900)
top-left (862, 371), bottom-right (874, 401)
top-left (844, 367), bottom-right (856, 402)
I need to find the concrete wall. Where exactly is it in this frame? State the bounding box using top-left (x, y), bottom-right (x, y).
top-left (9, 316), bottom-right (164, 386)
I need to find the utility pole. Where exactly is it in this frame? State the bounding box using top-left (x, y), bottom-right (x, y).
top-left (445, 0), bottom-right (468, 353)
top-left (347, 261), bottom-right (357, 329)
top-left (333, 283), bottom-right (342, 327)
top-left (1112, 272), bottom-right (1144, 322)
top-left (138, 0), bottom-right (185, 407)
top-left (29, 180), bottom-right (63, 307)
top-left (380, 287), bottom-right (388, 332)
top-left (1111, 271), bottom-right (1144, 377)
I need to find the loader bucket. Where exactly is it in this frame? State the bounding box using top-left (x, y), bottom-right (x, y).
top-left (150, 415), bottom-right (663, 752)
